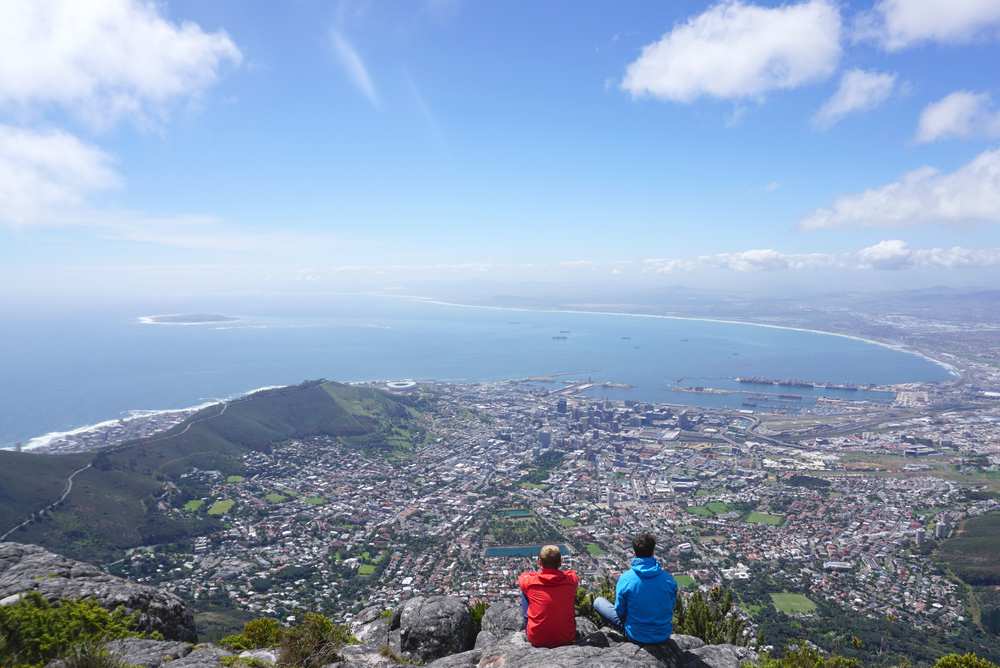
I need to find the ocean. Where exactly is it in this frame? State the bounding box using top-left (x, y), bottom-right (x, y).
top-left (0, 295), bottom-right (952, 448)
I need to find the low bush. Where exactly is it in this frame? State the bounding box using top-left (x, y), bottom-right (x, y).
top-left (0, 592), bottom-right (147, 668)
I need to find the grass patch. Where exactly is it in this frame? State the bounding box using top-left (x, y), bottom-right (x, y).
top-left (558, 518), bottom-right (578, 528)
top-left (687, 505), bottom-right (714, 518)
top-left (208, 499), bottom-right (235, 516)
top-left (745, 511), bottom-right (784, 526)
top-left (183, 499), bottom-right (204, 512)
top-left (770, 592), bottom-right (816, 614)
top-left (226, 475), bottom-right (245, 483)
top-left (586, 543), bottom-right (605, 557)
top-left (674, 574), bottom-right (697, 589)
top-left (303, 496), bottom-right (326, 506)
top-left (357, 564), bottom-right (376, 576)
top-left (705, 501), bottom-right (732, 514)
top-left (264, 493), bottom-right (288, 503)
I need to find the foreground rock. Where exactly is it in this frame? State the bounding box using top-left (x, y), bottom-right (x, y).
top-left (395, 595), bottom-right (477, 662)
top-left (0, 542), bottom-right (196, 641)
top-left (345, 596), bottom-right (757, 668)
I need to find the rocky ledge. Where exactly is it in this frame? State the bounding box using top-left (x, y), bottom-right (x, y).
top-left (345, 596), bottom-right (757, 668)
top-left (1, 542), bottom-right (756, 667)
top-left (0, 542), bottom-right (196, 642)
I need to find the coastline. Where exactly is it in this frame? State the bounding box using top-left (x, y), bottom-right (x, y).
top-left (8, 385), bottom-right (290, 453)
top-left (408, 296), bottom-right (962, 379)
top-left (7, 299), bottom-right (959, 452)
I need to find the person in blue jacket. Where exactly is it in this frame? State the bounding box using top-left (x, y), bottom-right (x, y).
top-left (593, 532), bottom-right (678, 644)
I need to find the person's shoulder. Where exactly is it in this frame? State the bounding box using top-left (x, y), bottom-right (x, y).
top-left (518, 570), bottom-right (536, 585)
top-left (564, 569), bottom-right (580, 583)
top-left (617, 568), bottom-right (637, 586)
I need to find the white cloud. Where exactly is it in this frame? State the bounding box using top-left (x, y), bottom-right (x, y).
top-left (331, 30), bottom-right (380, 109)
top-left (622, 0), bottom-right (841, 103)
top-left (916, 91), bottom-right (1000, 143)
top-left (800, 148), bottom-right (1000, 229)
top-left (0, 125), bottom-right (119, 226)
top-left (814, 69), bottom-right (896, 128)
top-left (643, 241), bottom-right (1000, 273)
top-left (0, 0), bottom-right (241, 126)
top-left (857, 0), bottom-right (1000, 51)
top-left (856, 239), bottom-right (1000, 270)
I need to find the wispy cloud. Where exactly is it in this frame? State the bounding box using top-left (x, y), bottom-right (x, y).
top-left (330, 30), bottom-right (380, 110)
top-left (813, 69), bottom-right (897, 128)
top-left (405, 72), bottom-right (446, 148)
top-left (643, 241), bottom-right (1000, 273)
top-left (916, 91), bottom-right (1000, 143)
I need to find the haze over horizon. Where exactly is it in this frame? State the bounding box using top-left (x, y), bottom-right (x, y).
top-left (4, 0), bottom-right (1000, 303)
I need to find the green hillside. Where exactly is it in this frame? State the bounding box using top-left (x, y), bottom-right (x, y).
top-left (1, 381), bottom-right (422, 561)
top-left (0, 451), bottom-right (91, 530)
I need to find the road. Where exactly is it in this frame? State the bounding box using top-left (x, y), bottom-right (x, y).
top-left (0, 463), bottom-right (92, 541)
top-left (0, 401), bottom-right (230, 541)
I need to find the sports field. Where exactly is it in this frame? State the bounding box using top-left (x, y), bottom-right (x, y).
top-left (208, 499), bottom-right (234, 515)
top-left (770, 592), bottom-right (816, 614)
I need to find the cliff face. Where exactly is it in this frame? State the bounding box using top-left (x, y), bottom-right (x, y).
top-left (0, 541), bottom-right (755, 668)
top-left (0, 542), bottom-right (196, 642)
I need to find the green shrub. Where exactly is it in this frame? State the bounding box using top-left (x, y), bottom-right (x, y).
top-left (58, 641), bottom-right (131, 668)
top-left (220, 617), bottom-right (283, 651)
top-left (757, 643), bottom-right (860, 667)
top-left (933, 654), bottom-right (1000, 668)
top-left (277, 612), bottom-right (357, 668)
top-left (576, 575), bottom-right (616, 627)
top-left (469, 600), bottom-right (488, 635)
top-left (0, 592), bottom-right (145, 668)
top-left (673, 587), bottom-right (748, 646)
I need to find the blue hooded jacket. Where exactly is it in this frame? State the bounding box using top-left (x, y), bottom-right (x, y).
top-left (614, 557), bottom-right (678, 644)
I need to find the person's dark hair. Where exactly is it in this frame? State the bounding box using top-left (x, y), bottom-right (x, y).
top-left (632, 533), bottom-right (656, 557)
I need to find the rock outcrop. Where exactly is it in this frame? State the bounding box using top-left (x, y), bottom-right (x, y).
top-left (2, 542), bottom-right (757, 667)
top-left (346, 598), bottom-right (757, 668)
top-left (394, 595), bottom-right (477, 662)
top-left (0, 542), bottom-right (196, 642)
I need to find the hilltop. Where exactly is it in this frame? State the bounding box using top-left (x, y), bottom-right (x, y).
top-left (0, 381), bottom-right (422, 562)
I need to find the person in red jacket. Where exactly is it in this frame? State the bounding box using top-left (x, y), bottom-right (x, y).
top-left (518, 544), bottom-right (579, 648)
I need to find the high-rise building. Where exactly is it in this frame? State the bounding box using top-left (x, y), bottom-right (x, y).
top-left (557, 397), bottom-right (567, 414)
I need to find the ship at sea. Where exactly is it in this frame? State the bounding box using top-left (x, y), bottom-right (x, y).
top-left (735, 376), bottom-right (858, 391)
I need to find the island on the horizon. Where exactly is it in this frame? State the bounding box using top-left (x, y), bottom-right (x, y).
top-left (141, 313), bottom-right (239, 325)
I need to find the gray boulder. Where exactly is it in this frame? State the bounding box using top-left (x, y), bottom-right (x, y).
top-left (324, 643), bottom-right (405, 667)
top-left (396, 595), bottom-right (476, 662)
top-left (238, 648), bottom-right (279, 664)
top-left (103, 639), bottom-right (194, 667)
top-left (167, 644), bottom-right (233, 668)
top-left (684, 643), bottom-right (758, 668)
top-left (475, 629), bottom-right (498, 649)
top-left (671, 634), bottom-right (706, 651)
top-left (477, 630), bottom-right (685, 667)
top-left (426, 648), bottom-right (484, 667)
top-left (0, 542), bottom-right (196, 641)
top-left (480, 599), bottom-right (523, 637)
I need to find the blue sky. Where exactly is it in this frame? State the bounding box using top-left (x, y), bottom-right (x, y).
top-left (3, 0), bottom-right (1000, 302)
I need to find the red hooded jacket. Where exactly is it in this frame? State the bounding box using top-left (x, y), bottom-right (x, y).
top-left (518, 567), bottom-right (579, 648)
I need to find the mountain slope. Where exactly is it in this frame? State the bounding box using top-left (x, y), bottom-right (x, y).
top-left (0, 381), bottom-right (421, 561)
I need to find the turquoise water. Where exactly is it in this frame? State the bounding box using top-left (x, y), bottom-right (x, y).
top-left (485, 544), bottom-right (572, 558)
top-left (0, 295), bottom-right (951, 447)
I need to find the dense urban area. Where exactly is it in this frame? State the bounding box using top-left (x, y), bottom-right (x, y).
top-left (7, 294), bottom-right (1000, 665)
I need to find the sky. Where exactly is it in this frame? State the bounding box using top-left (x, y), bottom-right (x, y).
top-left (3, 0), bottom-right (1000, 304)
